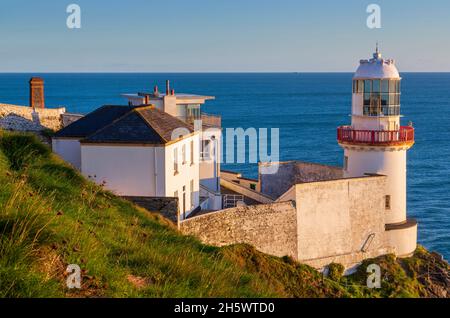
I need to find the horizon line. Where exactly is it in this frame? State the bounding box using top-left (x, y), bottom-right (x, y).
top-left (1, 71), bottom-right (450, 74)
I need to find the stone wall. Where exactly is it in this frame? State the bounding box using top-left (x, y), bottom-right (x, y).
top-left (0, 103), bottom-right (66, 132)
top-left (123, 196), bottom-right (179, 223)
top-left (259, 161), bottom-right (344, 199)
top-left (180, 201), bottom-right (298, 258)
top-left (294, 175), bottom-right (391, 269)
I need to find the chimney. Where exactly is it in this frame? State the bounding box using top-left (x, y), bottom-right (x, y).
top-left (166, 80), bottom-right (170, 96)
top-left (29, 77), bottom-right (45, 108)
top-left (153, 85), bottom-right (159, 96)
top-left (144, 95), bottom-right (150, 104)
top-left (171, 89), bottom-right (175, 96)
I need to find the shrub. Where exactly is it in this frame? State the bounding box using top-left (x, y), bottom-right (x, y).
top-left (0, 133), bottom-right (50, 170)
top-left (328, 263), bottom-right (345, 281)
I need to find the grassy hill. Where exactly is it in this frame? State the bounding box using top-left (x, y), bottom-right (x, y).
top-left (0, 131), bottom-right (448, 298)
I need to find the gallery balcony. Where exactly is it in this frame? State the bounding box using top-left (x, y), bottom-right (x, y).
top-left (337, 126), bottom-right (415, 146)
top-left (181, 113), bottom-right (222, 128)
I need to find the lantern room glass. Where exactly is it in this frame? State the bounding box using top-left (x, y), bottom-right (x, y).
top-left (353, 79), bottom-right (401, 116)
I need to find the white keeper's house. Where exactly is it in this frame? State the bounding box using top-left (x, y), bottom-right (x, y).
top-left (53, 104), bottom-right (202, 219)
top-left (53, 81), bottom-right (223, 219)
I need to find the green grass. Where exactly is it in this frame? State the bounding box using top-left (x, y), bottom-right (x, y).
top-left (0, 131), bottom-right (448, 298)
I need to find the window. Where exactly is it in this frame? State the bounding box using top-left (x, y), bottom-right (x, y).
top-left (362, 79), bottom-right (401, 116)
top-left (190, 140), bottom-right (194, 165)
top-left (385, 195), bottom-right (391, 210)
top-left (344, 156), bottom-right (348, 171)
top-left (190, 180), bottom-right (194, 208)
top-left (173, 148), bottom-right (179, 174)
top-left (372, 79), bottom-right (380, 93)
top-left (357, 80), bottom-right (364, 93)
top-left (250, 183), bottom-right (256, 191)
top-left (364, 80), bottom-right (372, 94)
top-left (381, 80), bottom-right (389, 93)
top-left (186, 104), bottom-right (201, 120)
top-left (201, 140), bottom-right (211, 160)
top-left (182, 144), bottom-right (186, 164)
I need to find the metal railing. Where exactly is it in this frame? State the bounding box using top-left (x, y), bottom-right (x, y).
top-left (223, 194), bottom-right (244, 209)
top-left (179, 113), bottom-right (221, 127)
top-left (337, 126), bottom-right (414, 145)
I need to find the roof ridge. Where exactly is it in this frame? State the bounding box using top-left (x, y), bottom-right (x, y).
top-left (133, 106), bottom-right (169, 143)
top-left (133, 106), bottom-right (195, 143)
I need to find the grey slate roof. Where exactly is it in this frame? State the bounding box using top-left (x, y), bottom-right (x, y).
top-left (54, 105), bottom-right (131, 138)
top-left (55, 105), bottom-right (194, 145)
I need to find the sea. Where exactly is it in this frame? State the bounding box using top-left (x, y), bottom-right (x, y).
top-left (0, 72), bottom-right (449, 260)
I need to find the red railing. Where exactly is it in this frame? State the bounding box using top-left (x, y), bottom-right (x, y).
top-left (337, 126), bottom-right (414, 145)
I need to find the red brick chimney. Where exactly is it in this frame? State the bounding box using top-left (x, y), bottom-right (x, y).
top-left (29, 77), bottom-right (45, 108)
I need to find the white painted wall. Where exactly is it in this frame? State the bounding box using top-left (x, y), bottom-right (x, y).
top-left (164, 134), bottom-right (200, 219)
top-left (52, 138), bottom-right (81, 170)
top-left (81, 144), bottom-right (165, 197)
top-left (344, 148), bottom-right (407, 224)
top-left (199, 128), bottom-right (221, 193)
top-left (386, 225), bottom-right (417, 257)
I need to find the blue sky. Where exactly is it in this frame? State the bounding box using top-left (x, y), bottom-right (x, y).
top-left (0, 0), bottom-right (449, 72)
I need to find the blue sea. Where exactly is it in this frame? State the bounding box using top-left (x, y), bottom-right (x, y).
top-left (1, 73), bottom-right (449, 260)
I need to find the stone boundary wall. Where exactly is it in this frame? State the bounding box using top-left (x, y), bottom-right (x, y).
top-left (123, 196), bottom-right (179, 222)
top-left (294, 175), bottom-right (389, 269)
top-left (259, 161), bottom-right (344, 199)
top-left (0, 103), bottom-right (66, 131)
top-left (180, 201), bottom-right (297, 258)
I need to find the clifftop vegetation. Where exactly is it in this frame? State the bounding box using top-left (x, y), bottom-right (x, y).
top-left (0, 131), bottom-right (448, 298)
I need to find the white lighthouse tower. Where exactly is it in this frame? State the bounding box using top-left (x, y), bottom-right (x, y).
top-left (337, 46), bottom-right (417, 257)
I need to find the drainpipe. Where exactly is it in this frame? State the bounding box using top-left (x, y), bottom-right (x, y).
top-left (154, 148), bottom-right (158, 196)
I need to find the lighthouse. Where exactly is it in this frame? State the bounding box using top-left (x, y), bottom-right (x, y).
top-left (337, 46), bottom-right (417, 257)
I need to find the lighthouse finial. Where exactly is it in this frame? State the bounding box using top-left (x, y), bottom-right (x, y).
top-left (373, 42), bottom-right (381, 60)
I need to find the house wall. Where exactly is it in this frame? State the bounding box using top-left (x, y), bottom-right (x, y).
top-left (80, 144), bottom-right (165, 197)
top-left (165, 134), bottom-right (200, 219)
top-left (52, 138), bottom-right (81, 170)
top-left (295, 175), bottom-right (390, 269)
top-left (180, 201), bottom-right (298, 259)
top-left (199, 128), bottom-right (221, 193)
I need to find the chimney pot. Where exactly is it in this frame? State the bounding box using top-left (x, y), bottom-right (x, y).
top-left (171, 89), bottom-right (175, 95)
top-left (166, 80), bottom-right (170, 96)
